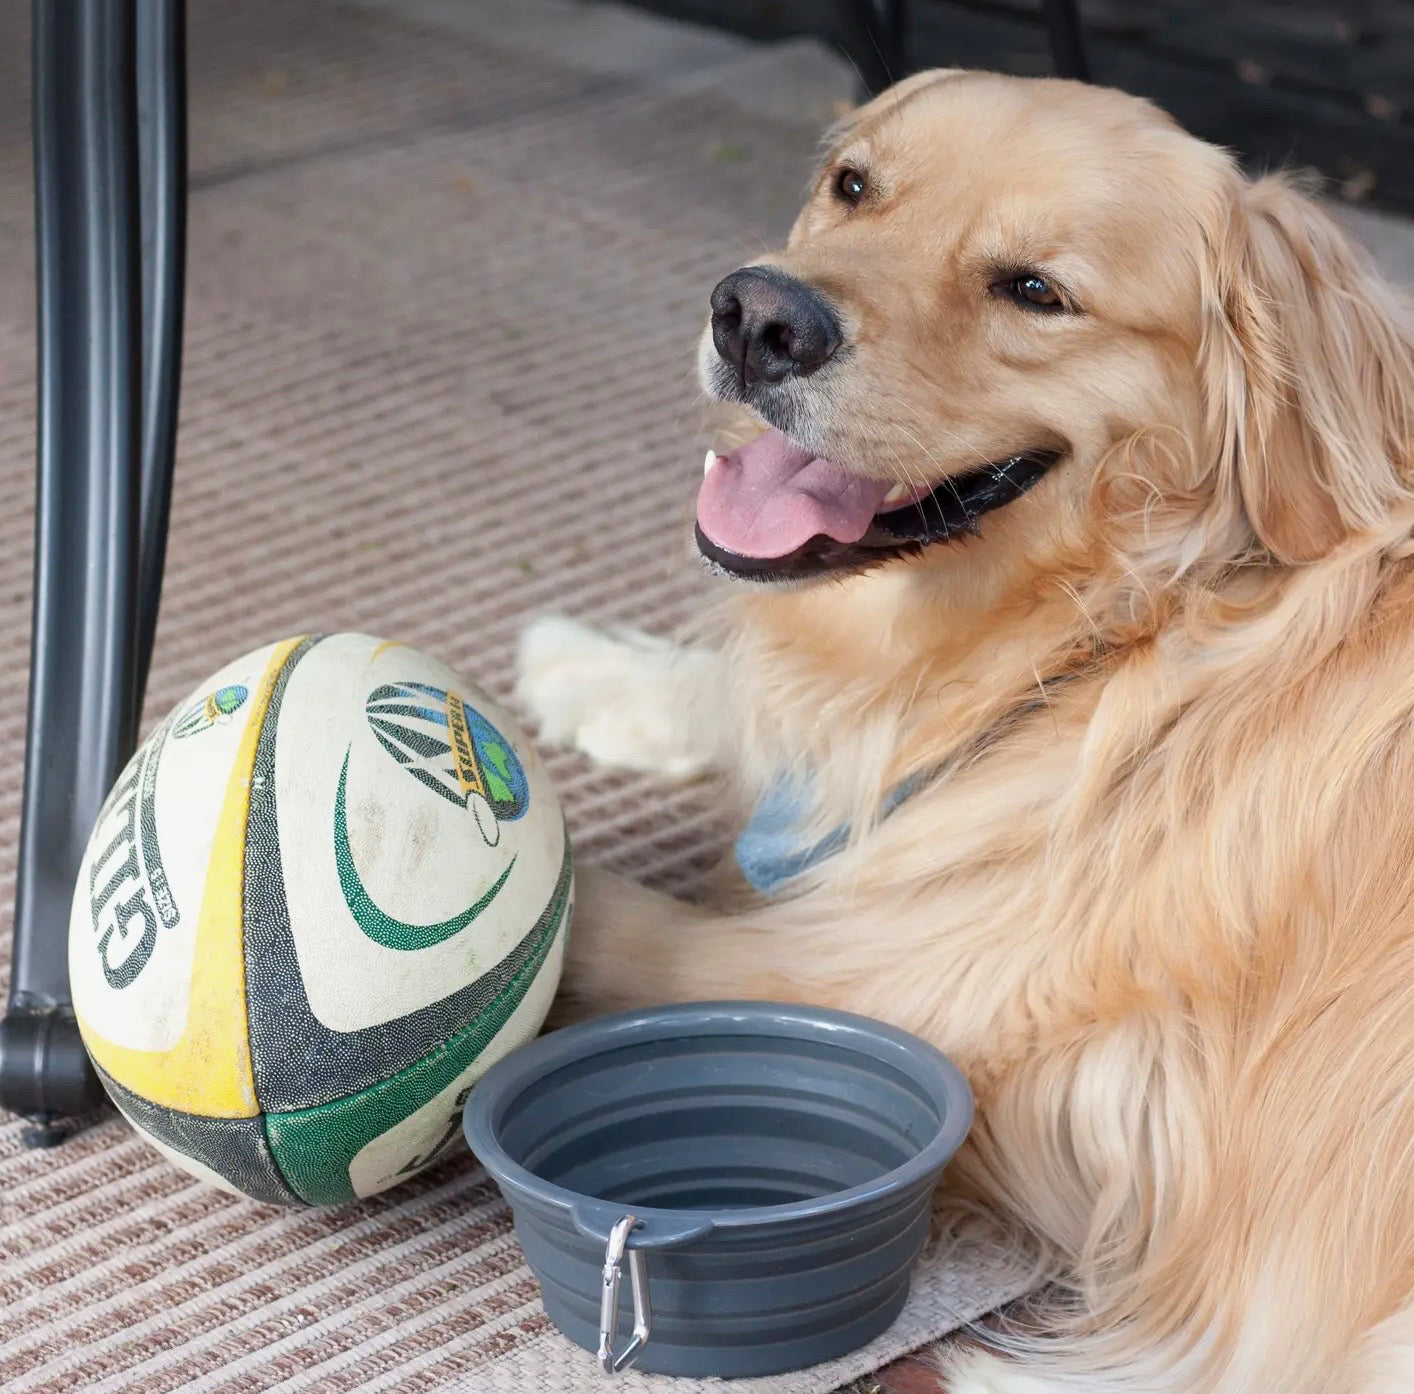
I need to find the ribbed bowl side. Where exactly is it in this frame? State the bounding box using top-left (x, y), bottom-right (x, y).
top-left (466, 1006), bottom-right (972, 1378)
top-left (515, 1182), bottom-right (936, 1377)
top-left (498, 1032), bottom-right (944, 1209)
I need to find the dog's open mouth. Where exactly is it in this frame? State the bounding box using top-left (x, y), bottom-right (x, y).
top-left (695, 428), bottom-right (1060, 582)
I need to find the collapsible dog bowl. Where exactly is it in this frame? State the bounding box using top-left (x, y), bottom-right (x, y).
top-left (463, 1002), bottom-right (974, 1378)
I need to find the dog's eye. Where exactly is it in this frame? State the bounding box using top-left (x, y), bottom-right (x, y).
top-left (996, 273), bottom-right (1066, 312)
top-left (834, 167), bottom-right (867, 205)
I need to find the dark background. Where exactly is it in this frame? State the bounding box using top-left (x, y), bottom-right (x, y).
top-left (622, 1), bottom-right (1414, 214)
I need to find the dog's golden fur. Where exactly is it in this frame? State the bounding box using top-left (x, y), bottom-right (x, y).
top-left (519, 72), bottom-right (1414, 1391)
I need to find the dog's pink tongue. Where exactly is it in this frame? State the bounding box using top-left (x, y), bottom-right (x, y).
top-left (697, 429), bottom-right (894, 560)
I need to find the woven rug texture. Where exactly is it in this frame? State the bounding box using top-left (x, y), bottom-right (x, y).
top-left (0, 2), bottom-right (1039, 1390)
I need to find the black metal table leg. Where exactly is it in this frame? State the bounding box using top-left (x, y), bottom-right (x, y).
top-left (1042, 0), bottom-right (1090, 82)
top-left (0, 0), bottom-right (186, 1145)
top-left (838, 1), bottom-right (908, 99)
top-left (135, 0), bottom-right (185, 703)
top-left (837, 1), bottom-right (1088, 98)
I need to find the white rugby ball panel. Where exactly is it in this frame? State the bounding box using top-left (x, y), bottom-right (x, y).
top-left (273, 634), bottom-right (562, 1033)
top-left (67, 641), bottom-right (282, 1054)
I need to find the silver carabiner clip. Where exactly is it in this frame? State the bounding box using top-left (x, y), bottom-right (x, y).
top-left (598, 1214), bottom-right (651, 1375)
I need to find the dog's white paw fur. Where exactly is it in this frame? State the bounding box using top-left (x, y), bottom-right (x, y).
top-left (945, 1352), bottom-right (1075, 1394)
top-left (515, 614), bottom-right (723, 778)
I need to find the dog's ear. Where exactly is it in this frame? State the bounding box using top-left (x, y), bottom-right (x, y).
top-left (1200, 174), bottom-right (1411, 562)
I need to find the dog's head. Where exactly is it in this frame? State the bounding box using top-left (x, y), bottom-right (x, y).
top-left (695, 72), bottom-right (1411, 599)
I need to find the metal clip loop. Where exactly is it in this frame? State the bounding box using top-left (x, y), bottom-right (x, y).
top-left (598, 1214), bottom-right (651, 1375)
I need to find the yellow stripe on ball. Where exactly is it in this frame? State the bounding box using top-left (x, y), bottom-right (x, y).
top-left (78, 637), bottom-right (305, 1118)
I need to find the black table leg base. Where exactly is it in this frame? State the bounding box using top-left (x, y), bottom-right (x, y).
top-left (0, 1007), bottom-right (105, 1141)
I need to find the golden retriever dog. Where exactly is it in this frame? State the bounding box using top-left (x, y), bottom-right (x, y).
top-left (516, 71), bottom-right (1414, 1393)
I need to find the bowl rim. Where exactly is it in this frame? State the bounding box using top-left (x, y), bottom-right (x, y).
top-left (463, 1000), bottom-right (974, 1244)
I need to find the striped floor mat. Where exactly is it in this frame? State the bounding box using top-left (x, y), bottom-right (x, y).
top-left (0, 1), bottom-right (1049, 1386)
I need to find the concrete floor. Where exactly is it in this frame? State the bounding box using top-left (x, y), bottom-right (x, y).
top-left (359, 0), bottom-right (1414, 286)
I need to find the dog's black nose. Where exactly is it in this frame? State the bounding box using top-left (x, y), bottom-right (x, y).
top-left (710, 267), bottom-right (842, 386)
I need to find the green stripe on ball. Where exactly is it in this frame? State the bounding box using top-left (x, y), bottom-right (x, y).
top-left (264, 844), bottom-right (572, 1204)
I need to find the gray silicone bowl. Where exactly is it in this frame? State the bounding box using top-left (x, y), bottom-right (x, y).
top-left (462, 1001), bottom-right (974, 1378)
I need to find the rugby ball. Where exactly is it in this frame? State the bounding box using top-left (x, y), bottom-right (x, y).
top-left (68, 633), bottom-right (571, 1205)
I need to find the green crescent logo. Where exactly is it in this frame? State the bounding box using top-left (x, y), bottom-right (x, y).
top-left (334, 751), bottom-right (516, 951)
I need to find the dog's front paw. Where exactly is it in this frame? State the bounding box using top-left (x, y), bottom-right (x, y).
top-left (515, 614), bottom-right (721, 778)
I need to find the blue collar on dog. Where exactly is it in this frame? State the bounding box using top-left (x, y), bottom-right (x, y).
top-left (734, 675), bottom-right (1081, 894)
top-left (734, 769), bottom-right (930, 894)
